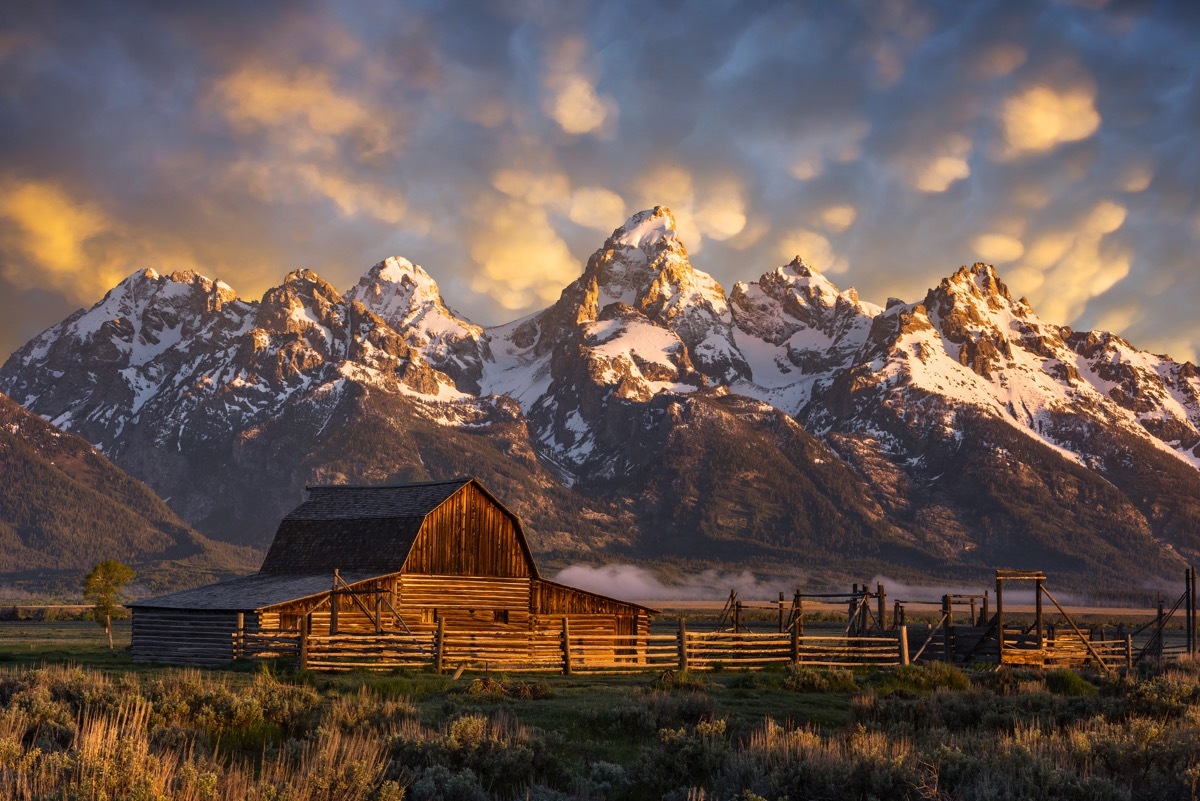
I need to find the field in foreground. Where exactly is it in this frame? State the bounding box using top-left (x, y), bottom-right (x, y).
top-left (1, 621), bottom-right (1200, 800)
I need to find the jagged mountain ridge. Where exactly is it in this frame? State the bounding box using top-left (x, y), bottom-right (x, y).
top-left (3, 206), bottom-right (1198, 593)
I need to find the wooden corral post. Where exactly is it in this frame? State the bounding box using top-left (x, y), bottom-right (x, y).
top-left (981, 592), bottom-right (989, 627)
top-left (877, 583), bottom-right (887, 631)
top-left (561, 617), bottom-right (572, 675)
top-left (677, 618), bottom-right (689, 671)
top-left (796, 591), bottom-right (805, 637)
top-left (375, 591), bottom-right (383, 636)
top-left (1188, 566), bottom-right (1197, 659)
top-left (298, 614), bottom-right (310, 671)
top-left (778, 591), bottom-right (786, 634)
top-left (969, 597), bottom-right (977, 627)
top-left (1125, 634), bottom-right (1134, 670)
top-left (995, 576), bottom-right (1005, 664)
top-left (894, 600), bottom-right (904, 628)
top-left (791, 621), bottom-right (800, 665)
top-left (859, 585), bottom-right (869, 634)
top-left (434, 617), bottom-right (446, 674)
top-left (330, 569), bottom-right (340, 635)
top-left (734, 600), bottom-right (742, 634)
top-left (1035, 577), bottom-right (1044, 649)
top-left (235, 613), bottom-right (244, 659)
top-left (1156, 595), bottom-right (1165, 669)
top-left (899, 625), bottom-right (910, 666)
top-left (941, 595), bottom-right (953, 663)
top-left (849, 585), bottom-right (858, 635)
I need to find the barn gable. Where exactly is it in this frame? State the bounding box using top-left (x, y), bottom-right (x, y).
top-left (402, 480), bottom-right (537, 578)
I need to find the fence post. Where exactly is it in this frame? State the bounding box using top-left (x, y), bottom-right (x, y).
top-left (734, 601), bottom-right (742, 635)
top-left (796, 592), bottom-right (805, 637)
top-left (778, 591), bottom-right (785, 634)
top-left (877, 583), bottom-right (886, 631)
top-left (677, 618), bottom-right (688, 671)
top-left (375, 591), bottom-right (383, 636)
top-left (791, 621), bottom-right (800, 665)
top-left (235, 613), bottom-right (244, 659)
top-left (561, 617), bottom-right (572, 676)
top-left (995, 577), bottom-right (1004, 665)
top-left (900, 625), bottom-right (910, 666)
top-left (1035, 577), bottom-right (1044, 649)
top-left (1125, 634), bottom-right (1134, 671)
top-left (434, 618), bottom-right (446, 674)
top-left (299, 614), bottom-right (310, 671)
top-left (942, 595), bottom-right (953, 663)
top-left (330, 570), bottom-right (339, 636)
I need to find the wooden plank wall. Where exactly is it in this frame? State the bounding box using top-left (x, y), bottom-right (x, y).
top-left (403, 483), bottom-right (532, 577)
top-left (131, 608), bottom-right (260, 666)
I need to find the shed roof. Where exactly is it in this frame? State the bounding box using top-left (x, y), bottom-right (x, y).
top-left (128, 571), bottom-right (382, 612)
top-left (259, 478), bottom-right (473, 574)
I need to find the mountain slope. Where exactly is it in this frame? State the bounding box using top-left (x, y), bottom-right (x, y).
top-left (2, 210), bottom-right (1198, 595)
top-left (0, 392), bottom-right (257, 595)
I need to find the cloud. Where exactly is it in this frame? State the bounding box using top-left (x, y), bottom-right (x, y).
top-left (465, 194), bottom-right (580, 312)
top-left (819, 205), bottom-right (858, 232)
top-left (972, 233), bottom-right (1025, 264)
top-left (975, 42), bottom-right (1026, 78)
top-left (542, 36), bottom-right (616, 136)
top-left (569, 187), bottom-right (627, 231)
top-left (212, 64), bottom-right (392, 157)
top-left (909, 134), bottom-right (973, 192)
top-left (999, 83), bottom-right (1101, 158)
top-left (778, 227), bottom-right (848, 274)
top-left (1007, 200), bottom-right (1130, 324)
top-left (694, 183), bottom-right (747, 242)
top-left (230, 161), bottom-right (409, 225)
top-left (554, 563), bottom-right (789, 601)
top-left (0, 179), bottom-right (186, 304)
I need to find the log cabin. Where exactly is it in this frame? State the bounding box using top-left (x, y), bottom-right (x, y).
top-left (129, 478), bottom-right (654, 666)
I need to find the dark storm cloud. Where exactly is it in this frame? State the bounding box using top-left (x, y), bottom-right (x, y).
top-left (0, 0), bottom-right (1197, 362)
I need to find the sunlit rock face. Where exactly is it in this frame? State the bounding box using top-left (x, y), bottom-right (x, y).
top-left (2, 209), bottom-right (1198, 590)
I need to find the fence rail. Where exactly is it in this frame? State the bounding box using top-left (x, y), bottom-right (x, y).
top-left (237, 625), bottom-right (907, 673)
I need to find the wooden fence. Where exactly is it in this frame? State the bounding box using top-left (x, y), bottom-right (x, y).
top-left (240, 622), bottom-right (907, 673)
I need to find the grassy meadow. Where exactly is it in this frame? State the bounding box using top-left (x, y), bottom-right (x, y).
top-left (0, 619), bottom-right (1199, 799)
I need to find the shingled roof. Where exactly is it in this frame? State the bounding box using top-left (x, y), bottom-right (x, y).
top-left (258, 478), bottom-right (474, 574)
top-left (128, 571), bottom-right (381, 611)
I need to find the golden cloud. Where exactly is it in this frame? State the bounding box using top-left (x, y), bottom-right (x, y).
top-left (695, 184), bottom-right (747, 242)
top-left (1007, 200), bottom-right (1129, 325)
top-left (492, 170), bottom-right (571, 209)
top-left (568, 187), bottom-right (627, 231)
top-left (213, 65), bottom-right (391, 157)
top-left (972, 233), bottom-right (1025, 264)
top-left (820, 205), bottom-right (858, 232)
top-left (0, 179), bottom-right (198, 304)
top-left (777, 227), bottom-right (848, 274)
top-left (542, 37), bottom-right (616, 136)
top-left (999, 84), bottom-right (1100, 158)
top-left (910, 134), bottom-right (972, 193)
top-left (229, 161), bottom-right (409, 225)
top-left (466, 195), bottom-right (579, 311)
top-left (976, 43), bottom-right (1026, 78)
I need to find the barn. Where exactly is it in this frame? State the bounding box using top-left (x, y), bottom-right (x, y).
top-left (129, 477), bottom-right (654, 666)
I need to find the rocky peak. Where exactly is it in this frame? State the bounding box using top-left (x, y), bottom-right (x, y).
top-left (609, 205), bottom-right (679, 252)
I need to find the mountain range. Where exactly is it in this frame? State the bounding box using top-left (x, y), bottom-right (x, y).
top-left (2, 206), bottom-right (1198, 596)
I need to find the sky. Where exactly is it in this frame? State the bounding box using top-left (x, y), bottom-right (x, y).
top-left (0, 0), bottom-right (1198, 363)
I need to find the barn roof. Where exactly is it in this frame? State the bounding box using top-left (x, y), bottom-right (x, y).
top-left (258, 477), bottom-right (475, 574)
top-left (127, 571), bottom-right (382, 611)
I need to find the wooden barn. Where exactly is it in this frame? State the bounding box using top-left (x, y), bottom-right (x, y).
top-left (129, 478), bottom-right (654, 666)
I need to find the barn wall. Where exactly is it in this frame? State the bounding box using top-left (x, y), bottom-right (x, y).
top-left (131, 608), bottom-right (260, 666)
top-left (403, 484), bottom-right (533, 577)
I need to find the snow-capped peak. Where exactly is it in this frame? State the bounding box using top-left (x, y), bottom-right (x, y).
top-left (610, 206), bottom-right (678, 251)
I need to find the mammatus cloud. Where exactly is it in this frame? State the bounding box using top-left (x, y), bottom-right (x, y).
top-left (466, 193), bottom-right (579, 311)
top-left (1006, 200), bottom-right (1129, 324)
top-left (998, 83), bottom-right (1101, 159)
top-left (820, 205), bottom-right (858, 233)
top-left (909, 134), bottom-right (973, 192)
top-left (972, 233), bottom-right (1025, 264)
top-left (542, 37), bottom-right (616, 136)
top-left (778, 227), bottom-right (848, 274)
top-left (213, 64), bottom-right (391, 158)
top-left (568, 187), bottom-right (627, 231)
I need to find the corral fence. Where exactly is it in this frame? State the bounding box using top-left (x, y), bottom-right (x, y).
top-left (240, 619), bottom-right (907, 674)
top-left (237, 566), bottom-right (1199, 674)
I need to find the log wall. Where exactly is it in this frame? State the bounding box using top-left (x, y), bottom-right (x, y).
top-left (131, 608), bottom-right (263, 666)
top-left (403, 483), bottom-right (534, 577)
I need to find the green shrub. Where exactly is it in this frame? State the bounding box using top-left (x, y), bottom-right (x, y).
top-left (1045, 668), bottom-right (1099, 697)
